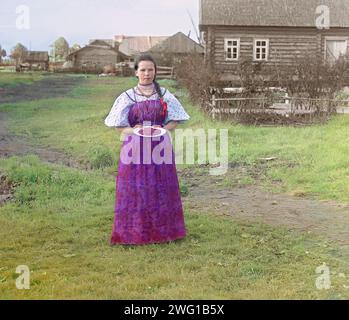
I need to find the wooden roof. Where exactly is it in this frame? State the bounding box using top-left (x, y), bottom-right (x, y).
top-left (67, 42), bottom-right (119, 59)
top-left (149, 32), bottom-right (204, 54)
top-left (114, 35), bottom-right (169, 56)
top-left (89, 40), bottom-right (115, 48)
top-left (199, 0), bottom-right (349, 28)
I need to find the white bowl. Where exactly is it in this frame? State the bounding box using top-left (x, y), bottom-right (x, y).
top-left (133, 126), bottom-right (167, 138)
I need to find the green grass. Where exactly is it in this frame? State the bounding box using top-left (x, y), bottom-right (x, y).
top-left (1, 73), bottom-right (349, 299)
top-left (1, 155), bottom-right (349, 299)
top-left (0, 76), bottom-right (134, 171)
top-left (2, 74), bottom-right (349, 201)
top-left (0, 72), bottom-right (45, 87)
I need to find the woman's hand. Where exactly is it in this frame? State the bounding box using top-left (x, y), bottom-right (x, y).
top-left (163, 121), bottom-right (178, 131)
top-left (117, 125), bottom-right (139, 136)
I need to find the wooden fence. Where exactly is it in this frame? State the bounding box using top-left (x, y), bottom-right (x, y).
top-left (209, 88), bottom-right (349, 120)
top-left (156, 66), bottom-right (175, 79)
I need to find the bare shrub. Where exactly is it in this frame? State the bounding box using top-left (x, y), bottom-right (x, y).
top-left (215, 54), bottom-right (349, 125)
top-left (174, 53), bottom-right (220, 111)
top-left (236, 59), bottom-right (274, 113)
top-left (212, 59), bottom-right (280, 124)
top-left (103, 64), bottom-right (116, 74)
top-left (175, 50), bottom-right (349, 125)
top-left (273, 54), bottom-right (349, 115)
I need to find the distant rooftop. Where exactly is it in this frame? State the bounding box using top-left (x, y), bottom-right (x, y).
top-left (113, 35), bottom-right (169, 56)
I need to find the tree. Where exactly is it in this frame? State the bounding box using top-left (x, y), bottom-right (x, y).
top-left (10, 43), bottom-right (28, 67)
top-left (68, 43), bottom-right (81, 55)
top-left (0, 45), bottom-right (7, 63)
top-left (71, 43), bottom-right (81, 51)
top-left (51, 37), bottom-right (69, 61)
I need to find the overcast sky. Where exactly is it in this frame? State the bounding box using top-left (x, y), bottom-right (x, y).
top-left (0, 0), bottom-right (200, 53)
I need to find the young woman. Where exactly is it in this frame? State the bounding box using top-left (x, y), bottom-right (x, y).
top-left (105, 54), bottom-right (190, 245)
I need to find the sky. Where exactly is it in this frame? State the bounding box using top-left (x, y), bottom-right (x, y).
top-left (0, 0), bottom-right (200, 54)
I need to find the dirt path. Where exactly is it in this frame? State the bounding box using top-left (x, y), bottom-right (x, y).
top-left (179, 167), bottom-right (349, 246)
top-left (0, 112), bottom-right (84, 168)
top-left (0, 76), bottom-right (87, 169)
top-left (0, 75), bottom-right (85, 104)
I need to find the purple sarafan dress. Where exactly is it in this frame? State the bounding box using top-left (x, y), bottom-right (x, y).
top-left (105, 87), bottom-right (190, 245)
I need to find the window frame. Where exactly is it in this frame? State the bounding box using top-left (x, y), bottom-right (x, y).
top-left (224, 38), bottom-right (240, 61)
top-left (324, 36), bottom-right (348, 62)
top-left (253, 39), bottom-right (269, 61)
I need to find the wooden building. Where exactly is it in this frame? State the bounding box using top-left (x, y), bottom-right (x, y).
top-left (149, 32), bottom-right (204, 66)
top-left (66, 40), bottom-right (127, 71)
top-left (114, 35), bottom-right (169, 61)
top-left (88, 34), bottom-right (203, 68)
top-left (19, 51), bottom-right (49, 71)
top-left (199, 0), bottom-right (349, 82)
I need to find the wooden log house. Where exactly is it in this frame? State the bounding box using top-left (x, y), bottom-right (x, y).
top-left (66, 40), bottom-right (128, 71)
top-left (19, 51), bottom-right (49, 71)
top-left (199, 0), bottom-right (349, 83)
top-left (149, 32), bottom-right (204, 67)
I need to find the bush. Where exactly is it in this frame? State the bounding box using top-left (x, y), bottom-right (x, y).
top-left (174, 53), bottom-right (220, 110)
top-left (103, 64), bottom-right (116, 74)
top-left (212, 54), bottom-right (349, 125)
top-left (273, 54), bottom-right (349, 113)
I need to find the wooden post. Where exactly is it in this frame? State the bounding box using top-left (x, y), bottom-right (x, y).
top-left (285, 91), bottom-right (290, 105)
top-left (212, 93), bottom-right (216, 120)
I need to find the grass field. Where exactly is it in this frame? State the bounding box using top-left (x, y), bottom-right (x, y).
top-left (0, 72), bottom-right (44, 87)
top-left (1, 72), bottom-right (349, 299)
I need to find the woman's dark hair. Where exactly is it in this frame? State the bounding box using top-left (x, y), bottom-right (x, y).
top-left (134, 53), bottom-right (163, 98)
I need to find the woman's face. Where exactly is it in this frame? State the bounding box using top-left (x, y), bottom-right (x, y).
top-left (135, 60), bottom-right (156, 85)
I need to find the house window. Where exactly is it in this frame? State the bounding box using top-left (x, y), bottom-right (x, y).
top-left (325, 38), bottom-right (348, 62)
top-left (224, 38), bottom-right (240, 61)
top-left (254, 39), bottom-right (269, 61)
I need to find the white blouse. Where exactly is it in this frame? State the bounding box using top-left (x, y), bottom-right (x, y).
top-left (104, 87), bottom-right (190, 127)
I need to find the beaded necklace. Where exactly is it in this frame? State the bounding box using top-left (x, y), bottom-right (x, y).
top-left (136, 85), bottom-right (156, 98)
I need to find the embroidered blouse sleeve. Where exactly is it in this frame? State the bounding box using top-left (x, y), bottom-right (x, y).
top-left (163, 90), bottom-right (190, 125)
top-left (104, 92), bottom-right (132, 127)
